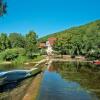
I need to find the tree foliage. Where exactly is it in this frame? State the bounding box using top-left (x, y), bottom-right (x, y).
top-left (0, 33), bottom-right (10, 51)
top-left (0, 0), bottom-right (7, 16)
top-left (0, 31), bottom-right (38, 60)
top-left (9, 33), bottom-right (25, 48)
top-left (0, 48), bottom-right (25, 61)
top-left (25, 31), bottom-right (38, 58)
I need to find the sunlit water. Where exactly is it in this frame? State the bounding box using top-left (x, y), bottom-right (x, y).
top-left (0, 61), bottom-right (100, 100)
top-left (37, 61), bottom-right (100, 100)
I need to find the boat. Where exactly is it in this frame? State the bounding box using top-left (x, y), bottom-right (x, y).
top-left (0, 68), bottom-right (41, 86)
top-left (92, 61), bottom-right (100, 65)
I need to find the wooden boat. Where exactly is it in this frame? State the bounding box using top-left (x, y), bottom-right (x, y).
top-left (0, 68), bottom-right (41, 86)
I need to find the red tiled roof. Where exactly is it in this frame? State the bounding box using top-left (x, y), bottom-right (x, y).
top-left (48, 37), bottom-right (56, 46)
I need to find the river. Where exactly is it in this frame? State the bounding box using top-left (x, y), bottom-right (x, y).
top-left (0, 61), bottom-right (100, 100)
top-left (37, 61), bottom-right (100, 100)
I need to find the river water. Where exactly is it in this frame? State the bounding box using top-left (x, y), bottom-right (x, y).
top-left (37, 61), bottom-right (100, 100)
top-left (0, 61), bottom-right (100, 100)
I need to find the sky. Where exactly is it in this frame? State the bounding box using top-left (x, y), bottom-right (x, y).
top-left (0, 0), bottom-right (100, 37)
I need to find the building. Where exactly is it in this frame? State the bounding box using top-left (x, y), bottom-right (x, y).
top-left (39, 37), bottom-right (56, 55)
top-left (48, 37), bottom-right (56, 46)
top-left (39, 42), bottom-right (46, 49)
top-left (39, 37), bottom-right (56, 49)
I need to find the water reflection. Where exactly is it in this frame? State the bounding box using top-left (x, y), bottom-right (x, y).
top-left (0, 77), bottom-right (33, 100)
top-left (0, 62), bottom-right (36, 72)
top-left (0, 64), bottom-right (16, 72)
top-left (37, 61), bottom-right (100, 100)
top-left (52, 62), bottom-right (100, 99)
top-left (0, 81), bottom-right (20, 92)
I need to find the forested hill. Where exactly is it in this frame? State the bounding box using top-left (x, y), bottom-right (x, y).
top-left (39, 20), bottom-right (100, 42)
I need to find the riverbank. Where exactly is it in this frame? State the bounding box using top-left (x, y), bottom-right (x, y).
top-left (48, 55), bottom-right (94, 63)
top-left (0, 55), bottom-right (46, 70)
top-left (0, 55), bottom-right (96, 66)
top-left (0, 61), bottom-right (12, 65)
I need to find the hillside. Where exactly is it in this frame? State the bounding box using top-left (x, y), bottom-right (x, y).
top-left (39, 20), bottom-right (100, 60)
top-left (39, 20), bottom-right (100, 42)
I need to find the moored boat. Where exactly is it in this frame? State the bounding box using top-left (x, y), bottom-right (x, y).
top-left (92, 61), bottom-right (100, 65)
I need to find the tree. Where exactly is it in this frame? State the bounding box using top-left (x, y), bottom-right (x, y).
top-left (9, 33), bottom-right (26, 48)
top-left (25, 31), bottom-right (38, 58)
top-left (0, 33), bottom-right (10, 51)
top-left (0, 0), bottom-right (7, 16)
top-left (53, 39), bottom-right (67, 57)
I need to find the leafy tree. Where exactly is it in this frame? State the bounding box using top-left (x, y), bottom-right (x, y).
top-left (53, 39), bottom-right (67, 55)
top-left (0, 48), bottom-right (25, 61)
top-left (9, 33), bottom-right (26, 48)
top-left (25, 31), bottom-right (38, 59)
top-left (0, 33), bottom-right (10, 51)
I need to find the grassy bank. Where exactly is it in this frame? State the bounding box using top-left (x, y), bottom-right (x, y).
top-left (0, 53), bottom-right (45, 70)
top-left (0, 47), bottom-right (45, 66)
top-left (12, 55), bottom-right (45, 65)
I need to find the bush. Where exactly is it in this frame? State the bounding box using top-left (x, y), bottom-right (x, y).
top-left (86, 49), bottom-right (100, 60)
top-left (26, 52), bottom-right (40, 59)
top-left (0, 48), bottom-right (26, 61)
top-left (33, 55), bottom-right (44, 62)
top-left (12, 56), bottom-right (28, 65)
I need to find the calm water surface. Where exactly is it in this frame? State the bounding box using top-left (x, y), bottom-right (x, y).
top-left (37, 61), bottom-right (100, 100)
top-left (0, 62), bottom-right (36, 72)
top-left (0, 61), bottom-right (100, 100)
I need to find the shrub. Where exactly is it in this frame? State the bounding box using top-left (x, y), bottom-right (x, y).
top-left (86, 49), bottom-right (100, 60)
top-left (0, 48), bottom-right (26, 61)
top-left (26, 52), bottom-right (40, 59)
top-left (12, 56), bottom-right (28, 65)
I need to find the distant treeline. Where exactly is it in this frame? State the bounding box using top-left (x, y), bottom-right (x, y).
top-left (0, 31), bottom-right (38, 61)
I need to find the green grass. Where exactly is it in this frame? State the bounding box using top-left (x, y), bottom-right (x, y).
top-left (12, 55), bottom-right (44, 67)
top-left (32, 55), bottom-right (45, 62)
top-left (12, 56), bottom-right (29, 65)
